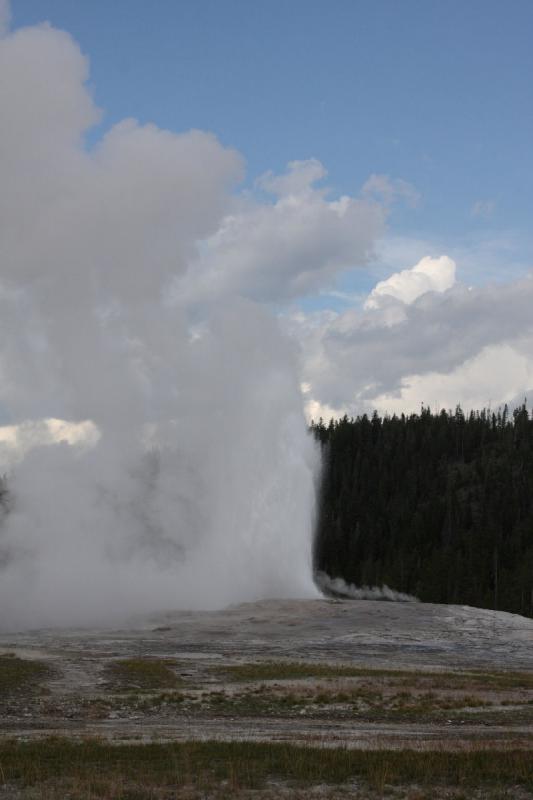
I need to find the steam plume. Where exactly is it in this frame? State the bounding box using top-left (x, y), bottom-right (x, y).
top-left (315, 572), bottom-right (419, 603)
top-left (0, 17), bottom-right (319, 629)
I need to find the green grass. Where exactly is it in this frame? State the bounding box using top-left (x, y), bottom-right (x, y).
top-left (0, 654), bottom-right (52, 695)
top-left (105, 658), bottom-right (183, 692)
top-left (0, 737), bottom-right (532, 797)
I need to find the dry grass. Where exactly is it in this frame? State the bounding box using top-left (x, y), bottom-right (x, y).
top-left (214, 661), bottom-right (533, 690)
top-left (0, 737), bottom-right (532, 798)
top-left (104, 658), bottom-right (183, 692)
top-left (156, 684), bottom-right (493, 722)
top-left (201, 662), bottom-right (533, 723)
top-left (0, 654), bottom-right (52, 695)
top-left (213, 661), bottom-right (408, 681)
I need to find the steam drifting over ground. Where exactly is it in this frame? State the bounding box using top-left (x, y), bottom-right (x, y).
top-left (0, 12), bottom-right (330, 629)
top-left (315, 572), bottom-right (419, 603)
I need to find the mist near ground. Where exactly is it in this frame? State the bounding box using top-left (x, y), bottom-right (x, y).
top-left (0, 14), bottom-right (320, 630)
top-left (315, 573), bottom-right (418, 603)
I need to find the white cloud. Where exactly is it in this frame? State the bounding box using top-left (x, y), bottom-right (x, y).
top-left (0, 419), bottom-right (99, 468)
top-left (292, 265), bottom-right (533, 419)
top-left (364, 255), bottom-right (456, 309)
top-left (372, 344), bottom-right (533, 416)
top-left (175, 159), bottom-right (386, 304)
top-left (362, 173), bottom-right (420, 207)
top-left (373, 230), bottom-right (533, 290)
top-left (257, 158), bottom-right (327, 196)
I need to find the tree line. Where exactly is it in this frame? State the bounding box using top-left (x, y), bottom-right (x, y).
top-left (312, 405), bottom-right (533, 617)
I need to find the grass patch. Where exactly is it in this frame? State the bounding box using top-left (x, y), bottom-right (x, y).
top-left (214, 661), bottom-right (533, 691)
top-left (0, 654), bottom-right (52, 695)
top-left (183, 686), bottom-right (494, 721)
top-left (0, 737), bottom-right (532, 796)
top-left (468, 671), bottom-right (533, 690)
top-left (205, 663), bottom-right (533, 723)
top-left (213, 661), bottom-right (409, 681)
top-left (105, 658), bottom-right (183, 691)
top-left (130, 689), bottom-right (188, 711)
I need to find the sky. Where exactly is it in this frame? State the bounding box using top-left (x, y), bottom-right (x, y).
top-left (11, 1), bottom-right (532, 239)
top-left (3, 0), bottom-right (533, 427)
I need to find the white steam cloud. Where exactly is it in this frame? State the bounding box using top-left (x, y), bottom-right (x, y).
top-left (315, 572), bottom-right (418, 603)
top-left (0, 17), bottom-right (322, 629)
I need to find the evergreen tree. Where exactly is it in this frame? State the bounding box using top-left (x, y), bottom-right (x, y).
top-left (313, 405), bottom-right (533, 617)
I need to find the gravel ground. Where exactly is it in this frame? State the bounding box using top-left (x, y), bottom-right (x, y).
top-left (1, 598), bottom-right (533, 750)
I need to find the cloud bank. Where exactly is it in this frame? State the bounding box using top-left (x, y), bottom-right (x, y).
top-left (297, 255), bottom-right (533, 420)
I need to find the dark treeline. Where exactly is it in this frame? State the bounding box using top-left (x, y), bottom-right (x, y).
top-left (312, 405), bottom-right (533, 617)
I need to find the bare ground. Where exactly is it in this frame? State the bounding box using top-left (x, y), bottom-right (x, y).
top-left (1, 598), bottom-right (533, 797)
top-left (1, 598), bottom-right (533, 748)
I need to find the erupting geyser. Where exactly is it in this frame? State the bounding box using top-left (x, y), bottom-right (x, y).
top-left (0, 12), bottom-right (320, 629)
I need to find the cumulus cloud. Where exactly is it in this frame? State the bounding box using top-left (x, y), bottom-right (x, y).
top-left (0, 419), bottom-right (99, 467)
top-left (174, 159), bottom-right (386, 304)
top-left (376, 231), bottom-right (533, 288)
top-left (372, 343), bottom-right (533, 415)
top-left (294, 265), bottom-right (533, 419)
top-left (364, 255), bottom-right (456, 309)
top-left (258, 158), bottom-right (327, 196)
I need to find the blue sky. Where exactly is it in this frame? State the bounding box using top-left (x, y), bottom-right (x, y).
top-left (13, 0), bottom-right (533, 245)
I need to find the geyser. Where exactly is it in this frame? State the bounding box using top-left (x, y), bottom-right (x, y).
top-left (0, 13), bottom-right (319, 629)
